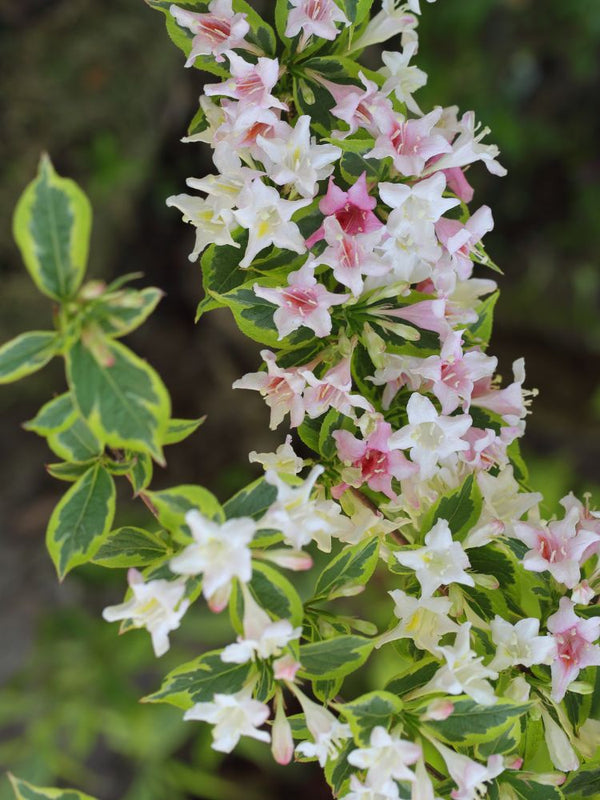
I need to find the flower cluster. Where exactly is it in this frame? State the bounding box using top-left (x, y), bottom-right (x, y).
top-left (98, 1), bottom-right (600, 798)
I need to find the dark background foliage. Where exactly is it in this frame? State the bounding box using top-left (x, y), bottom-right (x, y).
top-left (0, 0), bottom-right (599, 797)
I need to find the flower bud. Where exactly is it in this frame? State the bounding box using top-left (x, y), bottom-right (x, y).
top-left (271, 696), bottom-right (294, 765)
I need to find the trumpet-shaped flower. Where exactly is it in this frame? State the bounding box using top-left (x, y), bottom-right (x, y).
top-left (170, 1), bottom-right (250, 66)
top-left (286, 0), bottom-right (350, 43)
top-left (302, 356), bottom-right (374, 420)
top-left (234, 179), bottom-right (310, 268)
top-left (426, 623), bottom-right (498, 706)
top-left (348, 726), bottom-right (421, 787)
top-left (254, 261), bottom-right (348, 339)
top-left (367, 108), bottom-right (452, 177)
top-left (477, 465), bottom-right (542, 538)
top-left (333, 419), bottom-right (417, 500)
top-left (257, 116), bottom-right (341, 198)
top-left (328, 72), bottom-right (394, 138)
top-left (377, 589), bottom-right (459, 653)
top-left (293, 688), bottom-right (352, 767)
top-left (306, 172), bottom-right (383, 247)
top-left (233, 349), bottom-right (307, 430)
top-left (380, 43), bottom-right (428, 115)
top-left (170, 511), bottom-right (256, 611)
top-left (513, 507), bottom-right (600, 588)
top-left (488, 615), bottom-right (556, 672)
top-left (389, 393), bottom-right (472, 479)
top-left (205, 52), bottom-right (287, 111)
top-left (434, 742), bottom-right (504, 800)
top-left (547, 597), bottom-right (600, 701)
top-left (184, 688), bottom-right (270, 752)
top-left (166, 194), bottom-right (237, 261)
top-left (394, 518), bottom-right (474, 597)
top-left (317, 218), bottom-right (388, 296)
top-left (221, 588), bottom-right (301, 663)
top-left (102, 568), bottom-right (189, 658)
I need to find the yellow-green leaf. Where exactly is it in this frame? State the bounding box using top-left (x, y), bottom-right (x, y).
top-left (46, 463), bottom-right (116, 578)
top-left (0, 331), bottom-right (59, 384)
top-left (8, 774), bottom-right (98, 800)
top-left (13, 154), bottom-right (92, 300)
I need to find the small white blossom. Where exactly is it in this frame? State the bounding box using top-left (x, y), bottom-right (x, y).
top-left (377, 588), bottom-right (459, 652)
top-left (434, 741), bottom-right (504, 800)
top-left (427, 623), bottom-right (498, 706)
top-left (389, 393), bottom-right (471, 479)
top-left (347, 726), bottom-right (421, 787)
top-left (395, 519), bottom-right (474, 598)
top-left (170, 511), bottom-right (256, 611)
top-left (102, 568), bottom-right (189, 657)
top-left (488, 615), bottom-right (556, 672)
top-left (249, 434), bottom-right (304, 475)
top-left (184, 688), bottom-right (270, 752)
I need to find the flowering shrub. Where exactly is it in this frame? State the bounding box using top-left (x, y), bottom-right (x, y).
top-left (3, 1), bottom-right (600, 799)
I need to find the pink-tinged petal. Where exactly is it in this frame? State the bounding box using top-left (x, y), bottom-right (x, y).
top-left (333, 429), bottom-right (366, 463)
top-left (368, 420), bottom-right (394, 452)
top-left (443, 167), bottom-right (474, 202)
top-left (387, 450), bottom-right (419, 480)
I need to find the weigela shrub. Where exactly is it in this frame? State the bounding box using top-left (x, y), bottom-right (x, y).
top-left (3, 2), bottom-right (600, 799)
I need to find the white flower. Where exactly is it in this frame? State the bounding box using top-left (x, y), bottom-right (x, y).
top-left (293, 687), bottom-right (353, 767)
top-left (257, 116), bottom-right (341, 198)
top-left (477, 466), bottom-right (542, 538)
top-left (434, 741), bottom-right (504, 800)
top-left (488, 616), bottom-right (556, 672)
top-left (394, 519), bottom-right (474, 598)
top-left (380, 44), bottom-right (428, 115)
top-left (377, 588), bottom-right (459, 652)
top-left (347, 726), bottom-right (421, 787)
top-left (102, 568), bottom-right (189, 657)
top-left (221, 585), bottom-right (301, 663)
top-left (342, 774), bottom-right (399, 800)
top-left (170, 511), bottom-right (256, 611)
top-left (262, 465), bottom-right (344, 551)
top-left (166, 193), bottom-right (237, 261)
top-left (389, 393), bottom-right (471, 479)
top-left (249, 434), bottom-right (304, 475)
top-left (426, 623), bottom-right (498, 706)
top-left (184, 688), bottom-right (270, 752)
top-left (234, 179), bottom-right (310, 268)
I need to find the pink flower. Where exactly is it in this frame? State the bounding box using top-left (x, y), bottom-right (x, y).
top-left (430, 329), bottom-right (497, 414)
top-left (547, 598), bottom-right (600, 701)
top-left (333, 419), bottom-right (417, 500)
top-left (381, 298), bottom-right (452, 340)
top-left (254, 261), bottom-right (348, 339)
top-left (471, 358), bottom-right (528, 420)
top-left (232, 350), bottom-right (306, 429)
top-left (205, 52), bottom-right (287, 111)
top-left (306, 172), bottom-right (383, 248)
top-left (316, 218), bottom-right (388, 296)
top-left (302, 356), bottom-right (373, 420)
top-left (327, 72), bottom-right (394, 137)
top-left (170, 0), bottom-right (250, 66)
top-left (366, 108), bottom-right (452, 177)
top-left (286, 0), bottom-right (349, 43)
top-left (513, 508), bottom-right (600, 588)
top-left (435, 206), bottom-right (494, 281)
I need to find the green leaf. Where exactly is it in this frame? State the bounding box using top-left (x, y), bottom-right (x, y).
top-left (298, 635), bottom-right (373, 679)
top-left (0, 331), bottom-right (59, 384)
top-left (502, 775), bottom-right (565, 800)
top-left (163, 416), bottom-right (206, 445)
top-left (313, 537), bottom-right (379, 601)
top-left (46, 414), bottom-right (103, 462)
top-left (467, 290), bottom-right (499, 348)
top-left (424, 697), bottom-right (531, 746)
top-left (297, 414), bottom-right (321, 453)
top-left (46, 460), bottom-right (97, 482)
top-left (313, 676), bottom-right (344, 704)
top-left (94, 287), bottom-right (164, 338)
top-left (24, 393), bottom-right (76, 435)
top-left (92, 526), bottom-right (171, 568)
top-left (564, 769), bottom-right (600, 797)
top-left (318, 408), bottom-right (350, 460)
top-left (420, 473), bottom-right (483, 542)
top-left (8, 774), bottom-right (98, 800)
top-left (13, 154), bottom-right (92, 300)
top-left (248, 562), bottom-right (304, 627)
top-left (196, 232), bottom-right (248, 319)
top-left (66, 338), bottom-right (171, 463)
top-left (324, 739), bottom-right (355, 796)
top-left (46, 464), bottom-right (116, 579)
top-left (143, 650), bottom-right (253, 710)
top-left (385, 658), bottom-right (439, 697)
top-left (224, 476), bottom-right (278, 521)
top-left (148, 484), bottom-right (225, 538)
top-left (128, 451), bottom-right (154, 494)
top-left (341, 691), bottom-right (404, 746)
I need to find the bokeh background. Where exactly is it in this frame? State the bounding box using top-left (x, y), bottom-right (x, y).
top-left (1, 0), bottom-right (599, 797)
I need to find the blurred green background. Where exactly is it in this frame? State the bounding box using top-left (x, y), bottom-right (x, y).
top-left (1, 0), bottom-right (599, 797)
